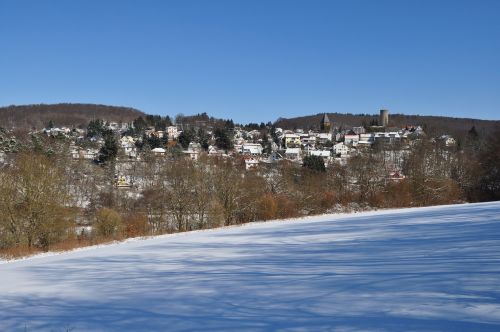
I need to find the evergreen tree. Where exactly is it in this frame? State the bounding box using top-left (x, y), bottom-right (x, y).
top-left (98, 131), bottom-right (118, 164)
top-left (178, 130), bottom-right (194, 149)
top-left (303, 155), bottom-right (326, 172)
top-left (87, 119), bottom-right (105, 138)
top-left (215, 128), bottom-right (233, 151)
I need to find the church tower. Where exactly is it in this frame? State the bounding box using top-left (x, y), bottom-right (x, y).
top-left (320, 113), bottom-right (331, 132)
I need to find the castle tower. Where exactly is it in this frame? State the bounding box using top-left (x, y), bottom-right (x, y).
top-left (320, 113), bottom-right (331, 132)
top-left (379, 109), bottom-right (389, 127)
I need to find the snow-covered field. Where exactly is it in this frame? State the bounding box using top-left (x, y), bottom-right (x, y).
top-left (2, 202), bottom-right (500, 331)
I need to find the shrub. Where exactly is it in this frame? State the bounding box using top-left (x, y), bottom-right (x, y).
top-left (94, 208), bottom-right (123, 238)
top-left (123, 213), bottom-right (149, 237)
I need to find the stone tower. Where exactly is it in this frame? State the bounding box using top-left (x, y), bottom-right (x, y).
top-left (379, 109), bottom-right (389, 127)
top-left (320, 113), bottom-right (331, 132)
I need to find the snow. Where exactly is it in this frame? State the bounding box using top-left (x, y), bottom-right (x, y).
top-left (1, 202), bottom-right (500, 331)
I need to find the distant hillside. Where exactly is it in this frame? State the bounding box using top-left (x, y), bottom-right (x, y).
top-left (0, 103), bottom-right (145, 129)
top-left (275, 113), bottom-right (500, 138)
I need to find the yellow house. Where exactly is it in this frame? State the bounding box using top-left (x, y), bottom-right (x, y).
top-left (284, 134), bottom-right (301, 147)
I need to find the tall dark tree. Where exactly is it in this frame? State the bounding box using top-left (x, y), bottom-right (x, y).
top-left (178, 129), bottom-right (194, 149)
top-left (98, 131), bottom-right (118, 164)
top-left (143, 133), bottom-right (162, 149)
top-left (214, 128), bottom-right (233, 151)
top-left (87, 119), bottom-right (105, 138)
top-left (302, 155), bottom-right (326, 172)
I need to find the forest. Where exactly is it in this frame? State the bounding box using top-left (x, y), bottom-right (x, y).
top-left (0, 103), bottom-right (144, 129)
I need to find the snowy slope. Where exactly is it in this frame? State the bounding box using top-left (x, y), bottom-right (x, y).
top-left (1, 202), bottom-right (500, 331)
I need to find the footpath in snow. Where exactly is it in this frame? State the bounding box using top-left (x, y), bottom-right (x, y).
top-left (1, 202), bottom-right (500, 331)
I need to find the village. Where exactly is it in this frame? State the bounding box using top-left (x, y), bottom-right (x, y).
top-left (16, 109), bottom-right (458, 189)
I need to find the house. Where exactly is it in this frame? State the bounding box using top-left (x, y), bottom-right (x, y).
top-left (352, 126), bottom-right (366, 135)
top-left (300, 134), bottom-right (316, 147)
top-left (45, 127), bottom-right (71, 137)
top-left (120, 136), bottom-right (138, 159)
top-left (344, 132), bottom-right (359, 146)
top-left (333, 142), bottom-right (350, 157)
top-left (208, 145), bottom-right (223, 156)
top-left (151, 147), bottom-right (166, 156)
top-left (310, 150), bottom-right (331, 164)
top-left (437, 135), bottom-right (456, 146)
top-left (247, 130), bottom-right (261, 141)
top-left (284, 134), bottom-right (301, 147)
top-left (107, 122), bottom-right (121, 131)
top-left (373, 132), bottom-right (402, 144)
top-left (167, 126), bottom-right (179, 139)
top-left (242, 143), bottom-right (263, 156)
top-left (122, 144), bottom-right (137, 159)
top-left (359, 133), bottom-right (375, 144)
top-left (83, 148), bottom-right (99, 160)
top-left (184, 142), bottom-right (202, 160)
top-left (155, 131), bottom-right (166, 139)
top-left (317, 133), bottom-right (332, 144)
top-left (285, 147), bottom-right (301, 161)
top-left (244, 157), bottom-right (260, 170)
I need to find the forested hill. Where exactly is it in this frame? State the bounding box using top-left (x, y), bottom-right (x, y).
top-left (0, 103), bottom-right (145, 129)
top-left (275, 113), bottom-right (500, 138)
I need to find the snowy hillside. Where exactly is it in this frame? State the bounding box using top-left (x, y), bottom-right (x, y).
top-left (1, 202), bottom-right (500, 331)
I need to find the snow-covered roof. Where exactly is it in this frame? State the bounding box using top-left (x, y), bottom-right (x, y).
top-left (285, 148), bottom-right (301, 154)
top-left (311, 150), bottom-right (331, 157)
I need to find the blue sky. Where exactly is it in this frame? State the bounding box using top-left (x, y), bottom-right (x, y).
top-left (1, 0), bottom-right (499, 123)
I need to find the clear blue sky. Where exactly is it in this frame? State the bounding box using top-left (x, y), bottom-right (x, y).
top-left (1, 0), bottom-right (499, 123)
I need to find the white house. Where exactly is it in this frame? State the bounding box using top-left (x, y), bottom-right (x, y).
top-left (83, 148), bottom-right (99, 160)
top-left (333, 142), bottom-right (350, 157)
top-left (301, 135), bottom-right (316, 147)
top-left (359, 133), bottom-right (375, 144)
top-left (310, 150), bottom-right (331, 164)
top-left (344, 133), bottom-right (359, 146)
top-left (184, 142), bottom-right (202, 160)
top-left (242, 143), bottom-right (263, 156)
top-left (151, 147), bottom-right (166, 156)
top-left (244, 157), bottom-right (260, 170)
top-left (438, 135), bottom-right (456, 146)
top-left (374, 132), bottom-right (402, 143)
top-left (167, 126), bottom-right (179, 139)
top-left (317, 133), bottom-right (332, 144)
top-left (208, 145), bottom-right (223, 156)
top-left (285, 147), bottom-right (301, 161)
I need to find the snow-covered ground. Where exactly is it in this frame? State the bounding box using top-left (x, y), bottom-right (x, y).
top-left (1, 202), bottom-right (500, 331)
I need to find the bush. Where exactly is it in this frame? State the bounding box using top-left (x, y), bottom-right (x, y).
top-left (258, 193), bottom-right (278, 220)
top-left (94, 208), bottom-right (123, 238)
top-left (123, 213), bottom-right (149, 237)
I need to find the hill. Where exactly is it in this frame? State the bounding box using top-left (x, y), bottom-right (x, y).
top-left (275, 112), bottom-right (500, 138)
top-left (2, 202), bottom-right (500, 331)
top-left (0, 103), bottom-right (145, 129)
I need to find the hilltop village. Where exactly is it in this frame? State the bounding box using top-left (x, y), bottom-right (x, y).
top-left (1, 109), bottom-right (453, 186)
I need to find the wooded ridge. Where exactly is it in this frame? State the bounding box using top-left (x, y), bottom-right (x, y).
top-left (0, 103), bottom-right (144, 129)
